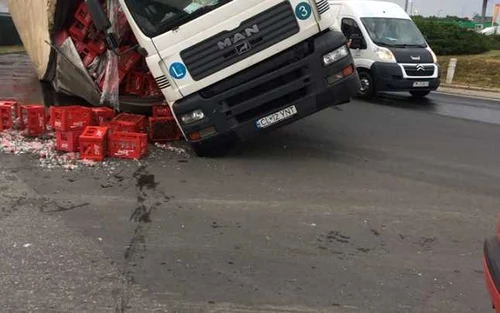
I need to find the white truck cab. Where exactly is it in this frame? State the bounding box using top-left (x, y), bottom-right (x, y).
top-left (328, 0), bottom-right (441, 99)
top-left (87, 0), bottom-right (361, 156)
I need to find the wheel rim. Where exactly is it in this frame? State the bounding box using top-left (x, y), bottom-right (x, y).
top-left (359, 76), bottom-right (370, 93)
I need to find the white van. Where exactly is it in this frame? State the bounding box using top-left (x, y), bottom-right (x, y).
top-left (328, 0), bottom-right (441, 98)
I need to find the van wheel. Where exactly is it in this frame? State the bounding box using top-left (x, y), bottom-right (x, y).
top-left (410, 91), bottom-right (431, 98)
top-left (357, 70), bottom-right (375, 99)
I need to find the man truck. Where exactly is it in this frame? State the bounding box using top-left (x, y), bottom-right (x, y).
top-left (86, 0), bottom-right (360, 156)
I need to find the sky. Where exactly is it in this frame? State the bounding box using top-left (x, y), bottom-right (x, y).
top-left (0, 0), bottom-right (7, 13)
top-left (0, 0), bottom-right (496, 18)
top-left (377, 0), bottom-right (495, 18)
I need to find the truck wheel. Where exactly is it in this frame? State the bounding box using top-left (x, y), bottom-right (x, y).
top-left (191, 142), bottom-right (221, 158)
top-left (191, 136), bottom-right (236, 158)
top-left (410, 91), bottom-right (431, 98)
top-left (357, 70), bottom-right (375, 99)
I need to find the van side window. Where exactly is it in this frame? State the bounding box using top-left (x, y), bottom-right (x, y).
top-left (341, 18), bottom-right (367, 49)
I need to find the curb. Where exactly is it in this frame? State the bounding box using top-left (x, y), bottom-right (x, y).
top-left (439, 83), bottom-right (500, 93)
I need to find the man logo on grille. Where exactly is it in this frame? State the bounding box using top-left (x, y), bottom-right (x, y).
top-left (217, 24), bottom-right (260, 50)
top-left (235, 41), bottom-right (252, 55)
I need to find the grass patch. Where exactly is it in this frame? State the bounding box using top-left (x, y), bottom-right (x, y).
top-left (437, 50), bottom-right (500, 89)
top-left (0, 45), bottom-right (25, 54)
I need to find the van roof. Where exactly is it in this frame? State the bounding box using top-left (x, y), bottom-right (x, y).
top-left (328, 0), bottom-right (411, 19)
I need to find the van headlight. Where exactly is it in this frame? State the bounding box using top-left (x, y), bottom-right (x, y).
top-left (181, 109), bottom-right (205, 124)
top-left (323, 46), bottom-right (349, 66)
top-left (375, 47), bottom-right (396, 62)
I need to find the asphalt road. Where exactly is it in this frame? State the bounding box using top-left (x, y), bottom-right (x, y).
top-left (1, 54), bottom-right (500, 313)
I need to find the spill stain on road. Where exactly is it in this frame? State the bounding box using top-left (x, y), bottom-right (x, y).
top-left (115, 165), bottom-right (170, 313)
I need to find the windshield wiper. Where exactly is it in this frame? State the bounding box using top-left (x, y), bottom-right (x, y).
top-left (393, 44), bottom-right (427, 48)
top-left (372, 41), bottom-right (394, 47)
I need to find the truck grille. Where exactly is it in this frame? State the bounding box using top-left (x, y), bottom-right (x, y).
top-left (315, 0), bottom-right (330, 14)
top-left (180, 1), bottom-right (300, 81)
top-left (154, 75), bottom-right (171, 89)
top-left (200, 39), bottom-right (314, 124)
top-left (403, 65), bottom-right (435, 77)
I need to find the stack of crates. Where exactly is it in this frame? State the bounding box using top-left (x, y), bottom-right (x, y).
top-left (148, 105), bottom-right (183, 143)
top-left (107, 113), bottom-right (148, 159)
top-left (52, 106), bottom-right (92, 152)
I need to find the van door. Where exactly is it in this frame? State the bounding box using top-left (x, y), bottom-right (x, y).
top-left (340, 17), bottom-right (372, 68)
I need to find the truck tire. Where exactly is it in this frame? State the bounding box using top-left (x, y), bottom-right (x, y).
top-left (410, 91), bottom-right (431, 98)
top-left (191, 136), bottom-right (236, 158)
top-left (191, 142), bottom-right (221, 158)
top-left (357, 70), bottom-right (375, 99)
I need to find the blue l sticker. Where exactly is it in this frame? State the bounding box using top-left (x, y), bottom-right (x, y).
top-left (295, 2), bottom-right (312, 20)
top-left (169, 62), bottom-right (187, 80)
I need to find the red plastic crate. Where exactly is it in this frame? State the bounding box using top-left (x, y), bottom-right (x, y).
top-left (0, 100), bottom-right (18, 117)
top-left (108, 131), bottom-right (148, 159)
top-left (88, 37), bottom-right (107, 55)
top-left (91, 107), bottom-right (115, 126)
top-left (152, 105), bottom-right (172, 118)
top-left (52, 105), bottom-right (92, 131)
top-left (124, 72), bottom-right (146, 96)
top-left (0, 105), bottom-right (12, 130)
top-left (0, 100), bottom-right (18, 130)
top-left (55, 30), bottom-right (70, 47)
top-left (118, 49), bottom-right (142, 74)
top-left (109, 113), bottom-right (146, 133)
top-left (98, 50), bottom-right (141, 91)
top-left (148, 117), bottom-right (183, 143)
top-left (74, 2), bottom-right (93, 26)
top-left (75, 41), bottom-right (98, 67)
top-left (56, 130), bottom-right (83, 152)
top-left (69, 20), bottom-right (91, 42)
top-left (144, 75), bottom-right (163, 97)
top-left (79, 126), bottom-right (108, 161)
top-left (19, 105), bottom-right (46, 137)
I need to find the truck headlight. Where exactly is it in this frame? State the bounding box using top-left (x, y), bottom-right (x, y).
top-left (323, 46), bottom-right (349, 66)
top-left (181, 109), bottom-right (205, 124)
top-left (375, 47), bottom-right (396, 62)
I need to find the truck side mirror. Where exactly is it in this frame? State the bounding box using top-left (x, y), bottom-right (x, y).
top-left (349, 34), bottom-right (363, 50)
top-left (85, 0), bottom-right (119, 53)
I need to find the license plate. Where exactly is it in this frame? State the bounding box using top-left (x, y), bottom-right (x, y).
top-left (413, 81), bottom-right (430, 87)
top-left (256, 105), bottom-right (298, 129)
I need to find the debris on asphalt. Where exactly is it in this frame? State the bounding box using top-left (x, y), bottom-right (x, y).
top-left (154, 142), bottom-right (190, 158)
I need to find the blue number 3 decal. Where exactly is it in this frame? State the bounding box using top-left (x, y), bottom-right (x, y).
top-left (295, 2), bottom-right (312, 20)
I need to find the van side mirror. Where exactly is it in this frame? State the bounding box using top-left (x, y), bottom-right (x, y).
top-left (349, 34), bottom-right (363, 50)
top-left (85, 0), bottom-right (119, 53)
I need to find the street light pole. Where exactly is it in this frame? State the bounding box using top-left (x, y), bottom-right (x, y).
top-left (405, 0), bottom-right (409, 13)
top-left (482, 0), bottom-right (488, 23)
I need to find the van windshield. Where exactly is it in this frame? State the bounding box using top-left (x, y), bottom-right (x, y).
top-left (361, 17), bottom-right (427, 48)
top-left (124, 0), bottom-right (233, 38)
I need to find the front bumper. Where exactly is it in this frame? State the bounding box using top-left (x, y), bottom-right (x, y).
top-left (172, 30), bottom-right (360, 144)
top-left (371, 62), bottom-right (441, 92)
top-left (484, 237), bottom-right (500, 312)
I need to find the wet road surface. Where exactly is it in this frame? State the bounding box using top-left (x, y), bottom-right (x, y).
top-left (1, 53), bottom-right (500, 312)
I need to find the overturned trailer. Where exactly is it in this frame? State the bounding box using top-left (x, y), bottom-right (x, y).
top-left (8, 0), bottom-right (164, 112)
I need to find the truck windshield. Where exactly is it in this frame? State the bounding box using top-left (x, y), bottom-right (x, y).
top-left (124, 0), bottom-right (233, 37)
top-left (361, 18), bottom-right (427, 48)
